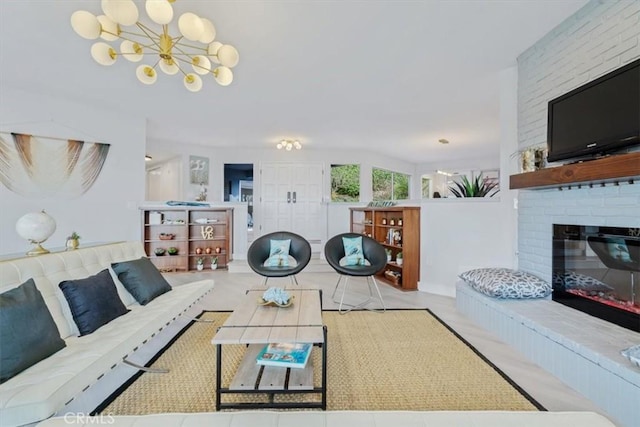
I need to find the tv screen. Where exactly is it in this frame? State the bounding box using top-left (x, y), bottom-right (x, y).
top-left (547, 58), bottom-right (640, 163)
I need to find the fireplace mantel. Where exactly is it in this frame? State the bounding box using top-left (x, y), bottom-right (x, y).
top-left (509, 152), bottom-right (640, 190)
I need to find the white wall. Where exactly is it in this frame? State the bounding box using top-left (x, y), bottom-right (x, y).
top-left (0, 87), bottom-right (146, 255)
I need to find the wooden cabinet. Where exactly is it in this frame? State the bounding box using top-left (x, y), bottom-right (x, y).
top-left (350, 206), bottom-right (420, 290)
top-left (141, 207), bottom-right (233, 272)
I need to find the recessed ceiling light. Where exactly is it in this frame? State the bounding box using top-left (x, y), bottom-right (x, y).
top-left (438, 138), bottom-right (449, 145)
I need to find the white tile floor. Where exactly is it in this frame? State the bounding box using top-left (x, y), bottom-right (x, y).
top-left (165, 270), bottom-right (612, 421)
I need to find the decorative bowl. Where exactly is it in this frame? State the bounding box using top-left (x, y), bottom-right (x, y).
top-left (159, 233), bottom-right (175, 240)
top-left (154, 248), bottom-right (166, 256)
top-left (167, 247), bottom-right (179, 255)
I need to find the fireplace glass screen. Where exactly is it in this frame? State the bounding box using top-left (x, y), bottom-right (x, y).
top-left (552, 224), bottom-right (639, 332)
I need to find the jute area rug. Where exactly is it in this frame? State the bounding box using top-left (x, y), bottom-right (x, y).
top-left (100, 310), bottom-right (542, 414)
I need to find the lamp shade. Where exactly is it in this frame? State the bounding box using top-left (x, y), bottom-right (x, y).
top-left (120, 40), bottom-right (143, 62)
top-left (145, 0), bottom-right (173, 25)
top-left (207, 41), bottom-right (222, 63)
top-left (97, 15), bottom-right (119, 41)
top-left (217, 44), bottom-right (239, 68)
top-left (184, 73), bottom-right (203, 92)
top-left (71, 11), bottom-right (101, 40)
top-left (159, 58), bottom-right (179, 75)
top-left (198, 18), bottom-right (216, 44)
top-left (192, 55), bottom-right (211, 75)
top-left (102, 0), bottom-right (138, 26)
top-left (178, 12), bottom-right (204, 41)
top-left (91, 42), bottom-right (117, 65)
top-left (214, 66), bottom-right (233, 86)
top-left (136, 65), bottom-right (158, 84)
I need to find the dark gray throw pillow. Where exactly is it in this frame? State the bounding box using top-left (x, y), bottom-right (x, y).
top-left (59, 269), bottom-right (130, 336)
top-left (0, 278), bottom-right (66, 384)
top-left (111, 257), bottom-right (172, 306)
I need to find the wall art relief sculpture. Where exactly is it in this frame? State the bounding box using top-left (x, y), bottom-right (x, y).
top-left (0, 132), bottom-right (110, 198)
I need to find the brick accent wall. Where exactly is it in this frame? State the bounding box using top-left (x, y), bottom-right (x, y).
top-left (516, 0), bottom-right (640, 281)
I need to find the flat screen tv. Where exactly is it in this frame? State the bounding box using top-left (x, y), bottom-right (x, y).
top-left (547, 58), bottom-right (639, 163)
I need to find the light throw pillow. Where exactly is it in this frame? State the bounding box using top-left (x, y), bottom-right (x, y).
top-left (1, 279), bottom-right (66, 383)
top-left (266, 239), bottom-right (291, 267)
top-left (342, 236), bottom-right (365, 266)
top-left (111, 257), bottom-right (172, 305)
top-left (59, 269), bottom-right (130, 336)
top-left (459, 268), bottom-right (551, 299)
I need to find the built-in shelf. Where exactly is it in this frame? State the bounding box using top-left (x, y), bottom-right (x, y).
top-left (509, 152), bottom-right (640, 190)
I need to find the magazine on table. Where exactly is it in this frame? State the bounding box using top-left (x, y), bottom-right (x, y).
top-left (255, 342), bottom-right (313, 369)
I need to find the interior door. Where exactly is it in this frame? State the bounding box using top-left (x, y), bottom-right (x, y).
top-left (260, 162), bottom-right (324, 244)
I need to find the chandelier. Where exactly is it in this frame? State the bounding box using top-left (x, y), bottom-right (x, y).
top-left (276, 139), bottom-right (302, 151)
top-left (70, 0), bottom-right (239, 92)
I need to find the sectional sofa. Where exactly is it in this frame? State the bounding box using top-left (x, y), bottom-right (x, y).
top-left (0, 242), bottom-right (214, 427)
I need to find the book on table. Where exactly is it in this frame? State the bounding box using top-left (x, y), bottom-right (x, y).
top-left (256, 342), bottom-right (313, 369)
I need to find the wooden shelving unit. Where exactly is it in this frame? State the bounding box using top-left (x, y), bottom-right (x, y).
top-left (140, 207), bottom-right (233, 272)
top-left (350, 206), bottom-right (420, 291)
top-left (510, 152), bottom-right (640, 190)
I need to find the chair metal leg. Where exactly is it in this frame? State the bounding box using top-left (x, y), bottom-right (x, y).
top-left (332, 275), bottom-right (385, 314)
top-left (291, 275), bottom-right (300, 286)
top-left (262, 276), bottom-right (269, 287)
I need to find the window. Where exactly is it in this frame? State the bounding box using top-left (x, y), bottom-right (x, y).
top-left (330, 164), bottom-right (360, 202)
top-left (372, 168), bottom-right (409, 201)
top-left (421, 176), bottom-right (431, 199)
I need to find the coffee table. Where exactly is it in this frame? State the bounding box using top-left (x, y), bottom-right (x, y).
top-left (211, 289), bottom-right (326, 410)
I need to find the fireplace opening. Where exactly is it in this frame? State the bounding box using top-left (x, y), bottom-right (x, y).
top-left (552, 224), bottom-right (639, 332)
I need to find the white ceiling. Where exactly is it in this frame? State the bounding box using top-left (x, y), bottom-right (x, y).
top-left (0, 0), bottom-right (588, 164)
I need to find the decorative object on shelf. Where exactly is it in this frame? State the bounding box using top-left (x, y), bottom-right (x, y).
top-left (513, 145), bottom-right (547, 173)
top-left (210, 256), bottom-right (218, 270)
top-left (448, 173), bottom-right (499, 198)
top-left (15, 210), bottom-right (57, 256)
top-left (190, 155), bottom-right (210, 185)
top-left (398, 218), bottom-right (403, 226)
top-left (396, 252), bottom-right (403, 266)
top-left (385, 248), bottom-right (392, 262)
top-left (389, 218), bottom-right (395, 226)
top-left (384, 270), bottom-right (401, 285)
top-left (0, 132), bottom-right (110, 198)
top-left (159, 232), bottom-right (175, 240)
top-left (215, 246), bottom-right (222, 254)
top-left (258, 287), bottom-right (293, 307)
top-left (381, 218), bottom-right (387, 225)
top-left (195, 183), bottom-right (207, 202)
top-left (195, 247), bottom-right (203, 255)
top-left (66, 231), bottom-right (81, 250)
top-left (367, 200), bottom-right (396, 207)
top-left (148, 211), bottom-right (163, 225)
top-left (70, 0), bottom-right (239, 92)
top-left (393, 230), bottom-right (402, 246)
top-left (200, 225), bottom-right (214, 239)
top-left (276, 139), bottom-right (302, 151)
top-left (167, 246), bottom-right (179, 256)
top-left (196, 257), bottom-right (204, 271)
top-left (205, 247), bottom-right (212, 254)
top-left (154, 247), bottom-right (166, 256)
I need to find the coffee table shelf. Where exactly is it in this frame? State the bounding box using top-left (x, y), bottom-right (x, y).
top-left (212, 289), bottom-right (326, 410)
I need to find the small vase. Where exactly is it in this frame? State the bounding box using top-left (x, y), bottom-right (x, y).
top-left (66, 239), bottom-right (79, 250)
top-left (197, 264), bottom-right (204, 271)
top-left (386, 255), bottom-right (392, 262)
top-left (397, 258), bottom-right (403, 266)
top-left (211, 263), bottom-right (218, 270)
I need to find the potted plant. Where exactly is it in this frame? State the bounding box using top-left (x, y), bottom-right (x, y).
top-left (448, 173), bottom-right (499, 198)
top-left (210, 256), bottom-right (218, 270)
top-left (196, 257), bottom-right (204, 271)
top-left (167, 246), bottom-right (179, 256)
top-left (396, 251), bottom-right (403, 266)
top-left (385, 248), bottom-right (392, 262)
top-left (66, 232), bottom-right (81, 250)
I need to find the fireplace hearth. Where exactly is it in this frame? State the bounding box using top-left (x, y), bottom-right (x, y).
top-left (552, 224), bottom-right (640, 332)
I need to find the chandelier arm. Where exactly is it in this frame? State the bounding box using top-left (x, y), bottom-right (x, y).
top-left (134, 23), bottom-right (163, 52)
top-left (135, 22), bottom-right (163, 39)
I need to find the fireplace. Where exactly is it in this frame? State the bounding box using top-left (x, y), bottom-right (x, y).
top-left (552, 224), bottom-right (639, 332)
